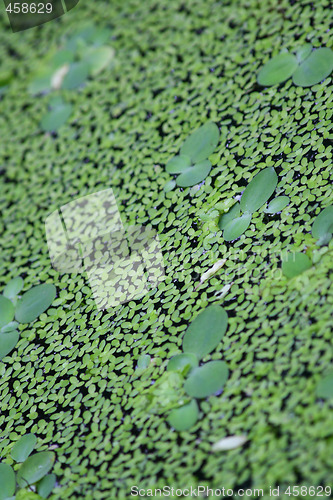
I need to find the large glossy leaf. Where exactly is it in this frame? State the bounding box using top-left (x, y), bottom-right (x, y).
top-left (296, 44), bottom-right (313, 63)
top-left (182, 305), bottom-right (228, 359)
top-left (15, 284), bottom-right (56, 324)
top-left (218, 203), bottom-right (240, 231)
top-left (166, 155), bottom-right (191, 174)
top-left (293, 48), bottom-right (333, 87)
top-left (0, 331), bottom-right (19, 360)
top-left (167, 399), bottom-right (199, 431)
top-left (37, 473), bottom-right (56, 499)
top-left (240, 167), bottom-right (278, 213)
top-left (17, 452), bottom-right (55, 487)
top-left (3, 277), bottom-right (24, 299)
top-left (265, 195), bottom-right (289, 213)
top-left (180, 122), bottom-right (219, 163)
top-left (281, 252), bottom-right (312, 278)
top-left (0, 295), bottom-right (15, 328)
top-left (1, 321), bottom-right (19, 333)
top-left (167, 353), bottom-right (198, 375)
top-left (11, 434), bottom-right (37, 463)
top-left (312, 205), bottom-right (333, 243)
top-left (176, 159), bottom-right (211, 187)
top-left (223, 213), bottom-right (252, 241)
top-left (184, 361), bottom-right (229, 398)
top-left (257, 52), bottom-right (298, 86)
top-left (316, 371), bottom-right (333, 399)
top-left (0, 463), bottom-right (16, 500)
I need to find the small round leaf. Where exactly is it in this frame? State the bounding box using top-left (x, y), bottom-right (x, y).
top-left (0, 295), bottom-right (15, 329)
top-left (182, 305), bottom-right (228, 359)
top-left (257, 52), bottom-right (298, 86)
top-left (15, 284), bottom-right (56, 324)
top-left (0, 463), bottom-right (16, 500)
top-left (265, 196), bottom-right (289, 214)
top-left (293, 48), bottom-right (333, 87)
top-left (184, 361), bottom-right (229, 398)
top-left (0, 331), bottom-right (19, 361)
top-left (281, 252), bottom-right (312, 278)
top-left (167, 399), bottom-right (199, 431)
top-left (180, 122), bottom-right (219, 163)
top-left (17, 452), bottom-right (55, 487)
top-left (240, 167), bottom-right (278, 214)
top-left (11, 434), bottom-right (37, 463)
top-left (223, 213), bottom-right (252, 241)
top-left (3, 277), bottom-right (24, 299)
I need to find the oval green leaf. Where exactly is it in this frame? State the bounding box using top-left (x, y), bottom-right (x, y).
top-left (3, 277), bottom-right (24, 299)
top-left (1, 321), bottom-right (19, 333)
top-left (0, 331), bottom-right (19, 360)
top-left (0, 295), bottom-right (15, 329)
top-left (180, 122), bottom-right (219, 163)
top-left (61, 62), bottom-right (89, 89)
top-left (41, 104), bottom-right (72, 133)
top-left (0, 463), bottom-right (16, 500)
top-left (296, 44), bottom-right (313, 63)
top-left (15, 284), bottom-right (56, 324)
top-left (312, 206), bottom-right (333, 241)
top-left (281, 252), bottom-right (312, 278)
top-left (167, 399), bottom-right (199, 431)
top-left (240, 167), bottom-right (278, 213)
top-left (182, 305), bottom-right (228, 359)
top-left (218, 203), bottom-right (240, 231)
top-left (257, 52), bottom-right (298, 86)
top-left (265, 195), bottom-right (289, 214)
top-left (166, 155), bottom-right (191, 174)
top-left (17, 451), bottom-right (55, 488)
top-left (11, 434), bottom-right (37, 463)
top-left (184, 361), bottom-right (229, 398)
top-left (37, 473), bottom-right (56, 499)
top-left (223, 213), bottom-right (252, 241)
top-left (316, 371), bottom-right (333, 399)
top-left (82, 46), bottom-right (115, 76)
top-left (293, 48), bottom-right (333, 87)
top-left (136, 354), bottom-right (150, 370)
top-left (176, 159), bottom-right (211, 187)
top-left (163, 179), bottom-right (176, 192)
top-left (167, 353), bottom-right (198, 374)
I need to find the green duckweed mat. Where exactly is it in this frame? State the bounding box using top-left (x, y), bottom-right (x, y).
top-left (0, 0), bottom-right (332, 498)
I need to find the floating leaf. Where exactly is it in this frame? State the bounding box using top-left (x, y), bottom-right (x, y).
top-left (212, 435), bottom-right (248, 451)
top-left (218, 203), bottom-right (240, 231)
top-left (61, 62), bottom-right (89, 89)
top-left (316, 371), bottom-right (333, 399)
top-left (167, 353), bottom-right (198, 375)
top-left (51, 49), bottom-right (74, 67)
top-left (184, 361), bottom-right (229, 398)
top-left (16, 490), bottom-right (41, 500)
top-left (0, 463), bottom-right (16, 500)
top-left (180, 122), bottom-right (219, 163)
top-left (183, 305), bottom-right (228, 360)
top-left (145, 371), bottom-right (189, 414)
top-left (296, 44), bottom-right (313, 63)
top-left (82, 46), bottom-right (115, 76)
top-left (11, 434), bottom-right (37, 463)
top-left (312, 206), bottom-right (333, 243)
top-left (3, 277), bottom-right (24, 299)
top-left (293, 48), bottom-right (333, 87)
top-left (163, 179), bottom-right (176, 192)
top-left (240, 167), bottom-right (278, 213)
top-left (199, 259), bottom-right (226, 285)
top-left (0, 295), bottom-right (15, 328)
top-left (37, 473), bottom-right (56, 499)
top-left (281, 252), bottom-right (312, 278)
top-left (0, 331), bottom-right (19, 360)
top-left (136, 354), bottom-right (150, 370)
top-left (40, 103), bottom-right (72, 133)
top-left (28, 72), bottom-right (52, 95)
top-left (257, 52), bottom-right (298, 86)
top-left (167, 399), bottom-right (199, 431)
top-left (15, 284), bottom-right (56, 324)
top-left (1, 321), bottom-right (19, 333)
top-left (17, 452), bottom-right (55, 487)
top-left (166, 155), bottom-right (191, 174)
top-left (176, 159), bottom-right (211, 187)
top-left (265, 196), bottom-right (289, 213)
top-left (223, 213), bottom-right (252, 241)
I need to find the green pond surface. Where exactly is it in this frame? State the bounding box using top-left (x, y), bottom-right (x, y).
top-left (0, 0), bottom-right (332, 498)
